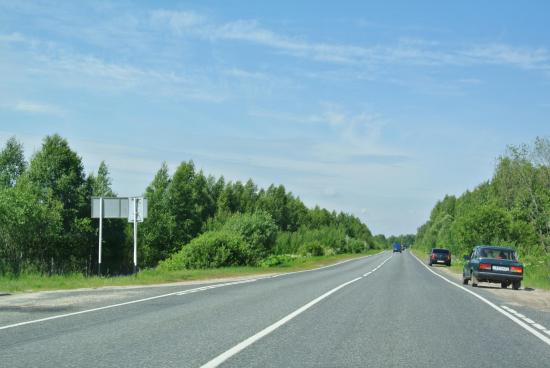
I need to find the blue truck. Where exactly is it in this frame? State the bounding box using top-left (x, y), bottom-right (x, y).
top-left (392, 243), bottom-right (402, 253)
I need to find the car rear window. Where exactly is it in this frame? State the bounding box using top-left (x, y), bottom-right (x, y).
top-left (432, 249), bottom-right (449, 254)
top-left (479, 248), bottom-right (516, 260)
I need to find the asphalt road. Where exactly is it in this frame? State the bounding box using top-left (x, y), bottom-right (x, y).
top-left (1, 251), bottom-right (549, 367)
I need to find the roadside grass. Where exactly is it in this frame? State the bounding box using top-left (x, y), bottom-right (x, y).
top-left (410, 247), bottom-right (550, 290)
top-left (0, 250), bottom-right (381, 293)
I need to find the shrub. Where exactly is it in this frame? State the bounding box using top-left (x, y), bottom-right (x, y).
top-left (260, 254), bottom-right (301, 267)
top-left (298, 240), bottom-right (325, 256)
top-left (221, 210), bottom-right (278, 262)
top-left (344, 239), bottom-right (367, 254)
top-left (159, 230), bottom-right (251, 270)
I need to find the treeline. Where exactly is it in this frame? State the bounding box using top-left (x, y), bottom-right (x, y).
top-left (415, 137), bottom-right (550, 259)
top-left (0, 134), bottom-right (381, 276)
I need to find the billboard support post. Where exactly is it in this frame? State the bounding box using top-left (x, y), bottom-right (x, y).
top-left (98, 197), bottom-right (103, 276)
top-left (133, 197), bottom-right (138, 274)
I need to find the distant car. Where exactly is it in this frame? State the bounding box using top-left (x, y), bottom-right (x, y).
top-left (462, 245), bottom-right (523, 290)
top-left (429, 248), bottom-right (451, 266)
top-left (392, 243), bottom-right (402, 253)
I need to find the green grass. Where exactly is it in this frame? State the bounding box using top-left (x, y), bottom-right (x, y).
top-left (0, 250), bottom-right (382, 293)
top-left (410, 247), bottom-right (550, 290)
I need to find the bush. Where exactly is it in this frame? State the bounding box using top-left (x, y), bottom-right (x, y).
top-left (159, 230), bottom-right (251, 270)
top-left (222, 210), bottom-right (278, 262)
top-left (344, 238), bottom-right (366, 254)
top-left (298, 241), bottom-right (325, 256)
top-left (260, 254), bottom-right (301, 267)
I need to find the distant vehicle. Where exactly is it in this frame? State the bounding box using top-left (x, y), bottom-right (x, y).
top-left (392, 243), bottom-right (402, 253)
top-left (429, 248), bottom-right (451, 266)
top-left (462, 245), bottom-right (523, 290)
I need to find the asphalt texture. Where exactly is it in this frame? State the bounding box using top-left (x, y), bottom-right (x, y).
top-left (1, 250), bottom-right (549, 367)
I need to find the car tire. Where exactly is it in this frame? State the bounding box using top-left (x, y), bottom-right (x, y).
top-left (501, 282), bottom-right (509, 289)
top-left (512, 281), bottom-right (521, 290)
top-left (446, 262), bottom-right (451, 267)
top-left (471, 272), bottom-right (478, 287)
top-left (462, 273), bottom-right (469, 285)
top-left (428, 261), bottom-right (432, 266)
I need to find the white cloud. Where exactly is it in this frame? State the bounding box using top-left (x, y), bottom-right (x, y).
top-left (150, 10), bottom-right (205, 34)
top-left (7, 101), bottom-right (66, 116)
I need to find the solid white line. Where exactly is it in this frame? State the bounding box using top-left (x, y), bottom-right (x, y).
top-left (545, 330), bottom-right (550, 336)
top-left (0, 251), bottom-right (387, 331)
top-left (200, 256), bottom-right (392, 368)
top-left (523, 318), bottom-right (536, 324)
top-left (532, 323), bottom-right (546, 330)
top-left (410, 252), bottom-right (550, 347)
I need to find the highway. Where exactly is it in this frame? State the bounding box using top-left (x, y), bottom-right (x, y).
top-left (1, 251), bottom-right (549, 367)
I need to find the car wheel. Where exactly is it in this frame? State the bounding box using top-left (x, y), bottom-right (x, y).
top-left (462, 273), bottom-right (469, 285)
top-left (446, 262), bottom-right (451, 267)
top-left (501, 282), bottom-right (509, 289)
top-left (512, 281), bottom-right (521, 290)
top-left (428, 261), bottom-right (432, 266)
top-left (471, 272), bottom-right (478, 287)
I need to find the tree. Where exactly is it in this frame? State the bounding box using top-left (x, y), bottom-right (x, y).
top-left (0, 136), bottom-right (26, 188)
top-left (24, 134), bottom-right (92, 273)
top-left (141, 162), bottom-right (176, 266)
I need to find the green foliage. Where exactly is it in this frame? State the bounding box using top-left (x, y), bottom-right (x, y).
top-left (0, 136), bottom-right (26, 188)
top-left (416, 136), bottom-right (550, 265)
top-left (298, 240), bottom-right (325, 256)
top-left (260, 254), bottom-right (302, 267)
top-left (159, 231), bottom-right (250, 270)
top-left (219, 211), bottom-right (278, 262)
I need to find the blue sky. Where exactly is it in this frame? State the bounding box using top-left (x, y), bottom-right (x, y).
top-left (1, 1), bottom-right (549, 235)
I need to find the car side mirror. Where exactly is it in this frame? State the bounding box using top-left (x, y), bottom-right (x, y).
top-left (463, 255), bottom-right (470, 261)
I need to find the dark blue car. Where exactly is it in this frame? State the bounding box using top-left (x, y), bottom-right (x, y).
top-left (462, 245), bottom-right (523, 290)
top-left (393, 243), bottom-right (402, 253)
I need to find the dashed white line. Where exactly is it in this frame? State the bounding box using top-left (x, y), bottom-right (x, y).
top-left (200, 255), bottom-right (393, 368)
top-left (501, 306), bottom-right (549, 332)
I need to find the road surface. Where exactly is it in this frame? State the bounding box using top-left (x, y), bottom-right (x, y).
top-left (1, 251), bottom-right (549, 367)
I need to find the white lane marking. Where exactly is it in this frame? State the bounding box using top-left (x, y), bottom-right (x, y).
top-left (200, 256), bottom-right (393, 368)
top-left (545, 330), bottom-right (550, 336)
top-left (267, 251), bottom-right (386, 279)
top-left (501, 306), bottom-right (549, 331)
top-left (0, 252), bottom-right (387, 331)
top-left (410, 252), bottom-right (550, 347)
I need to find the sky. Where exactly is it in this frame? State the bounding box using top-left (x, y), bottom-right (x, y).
top-left (1, 1), bottom-right (549, 236)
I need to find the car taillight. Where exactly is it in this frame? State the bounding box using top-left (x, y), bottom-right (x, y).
top-left (431, 254), bottom-right (436, 259)
top-left (511, 266), bottom-right (523, 273)
top-left (479, 263), bottom-right (491, 270)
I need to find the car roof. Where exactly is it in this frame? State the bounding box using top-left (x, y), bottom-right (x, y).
top-left (475, 245), bottom-right (515, 251)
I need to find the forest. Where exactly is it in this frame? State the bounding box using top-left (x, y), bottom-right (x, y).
top-left (0, 134), bottom-right (384, 276)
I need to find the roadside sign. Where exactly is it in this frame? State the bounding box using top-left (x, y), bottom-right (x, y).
top-left (128, 197), bottom-right (148, 223)
top-left (91, 197), bottom-right (129, 219)
top-left (91, 196), bottom-right (148, 275)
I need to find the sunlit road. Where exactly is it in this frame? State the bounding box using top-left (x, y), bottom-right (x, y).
top-left (1, 251), bottom-right (549, 367)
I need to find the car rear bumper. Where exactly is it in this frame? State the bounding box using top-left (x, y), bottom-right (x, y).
top-left (473, 271), bottom-right (522, 283)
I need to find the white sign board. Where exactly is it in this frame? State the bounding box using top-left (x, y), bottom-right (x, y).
top-left (128, 197), bottom-right (148, 223)
top-left (91, 197), bottom-right (129, 219)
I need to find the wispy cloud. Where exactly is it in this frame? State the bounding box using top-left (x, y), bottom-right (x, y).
top-left (151, 10), bottom-right (550, 74)
top-left (4, 101), bottom-right (67, 116)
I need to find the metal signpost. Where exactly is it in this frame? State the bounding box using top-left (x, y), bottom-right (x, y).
top-left (128, 197), bottom-right (147, 274)
top-left (91, 196), bottom-right (147, 275)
